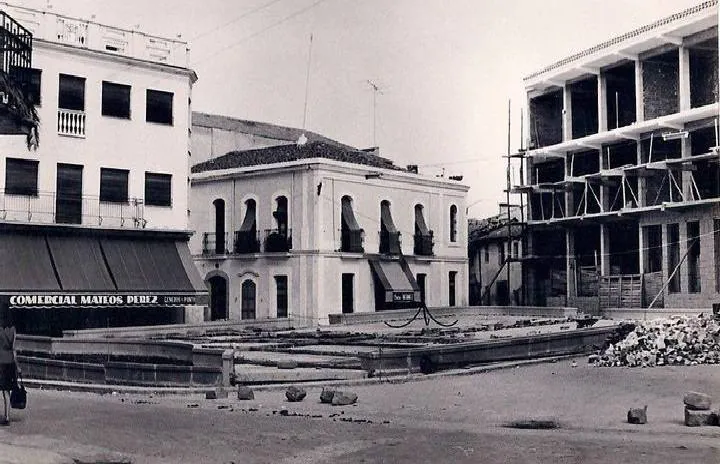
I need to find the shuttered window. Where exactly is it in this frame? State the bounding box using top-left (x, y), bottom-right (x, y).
top-left (275, 276), bottom-right (288, 318)
top-left (146, 89), bottom-right (173, 125)
top-left (102, 82), bottom-right (131, 118)
top-left (5, 158), bottom-right (38, 196)
top-left (99, 168), bottom-right (129, 203)
top-left (58, 74), bottom-right (85, 111)
top-left (144, 172), bottom-right (171, 207)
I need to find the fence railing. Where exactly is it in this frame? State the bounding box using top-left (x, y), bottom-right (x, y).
top-left (340, 228), bottom-right (364, 253)
top-left (413, 232), bottom-right (434, 256)
top-left (379, 231), bottom-right (401, 255)
top-left (202, 232), bottom-right (228, 255)
top-left (57, 108), bottom-right (86, 137)
top-left (233, 230), bottom-right (260, 254)
top-left (264, 228), bottom-right (292, 253)
top-left (0, 190), bottom-right (145, 228)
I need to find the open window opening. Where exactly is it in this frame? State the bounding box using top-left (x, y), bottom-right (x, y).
top-left (529, 88), bottom-right (563, 148)
top-left (642, 49), bottom-right (679, 120)
top-left (414, 204), bottom-right (433, 255)
top-left (608, 222), bottom-right (639, 275)
top-left (574, 225), bottom-right (600, 297)
top-left (604, 140), bottom-right (637, 169)
top-left (570, 149), bottom-right (600, 176)
top-left (530, 230), bottom-right (566, 302)
top-left (340, 195), bottom-right (364, 253)
top-left (449, 205), bottom-right (458, 243)
top-left (570, 76), bottom-right (598, 139)
top-left (235, 199), bottom-right (259, 254)
top-left (667, 223), bottom-right (681, 293)
top-left (689, 38), bottom-right (719, 109)
top-left (605, 62), bottom-right (637, 129)
top-left (640, 134), bottom-right (681, 163)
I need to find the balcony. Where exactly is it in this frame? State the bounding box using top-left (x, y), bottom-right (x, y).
top-left (202, 232), bottom-right (228, 255)
top-left (264, 229), bottom-right (292, 253)
top-left (414, 232), bottom-right (434, 256)
top-left (233, 230), bottom-right (260, 254)
top-left (340, 228), bottom-right (364, 253)
top-left (379, 231), bottom-right (401, 255)
top-left (1, 3), bottom-right (189, 67)
top-left (0, 189), bottom-right (145, 228)
top-left (57, 109), bottom-right (86, 137)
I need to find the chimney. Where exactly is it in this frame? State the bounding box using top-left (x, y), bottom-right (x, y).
top-left (406, 164), bottom-right (418, 174)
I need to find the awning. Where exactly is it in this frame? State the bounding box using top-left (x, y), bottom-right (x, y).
top-left (380, 202), bottom-right (397, 233)
top-left (0, 234), bottom-right (60, 291)
top-left (239, 203), bottom-right (256, 232)
top-left (101, 237), bottom-right (198, 292)
top-left (414, 207), bottom-right (429, 235)
top-left (47, 236), bottom-right (115, 291)
top-left (369, 257), bottom-right (420, 304)
top-left (341, 200), bottom-right (361, 231)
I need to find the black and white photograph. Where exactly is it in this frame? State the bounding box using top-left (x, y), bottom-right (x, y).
top-left (0, 0), bottom-right (718, 462)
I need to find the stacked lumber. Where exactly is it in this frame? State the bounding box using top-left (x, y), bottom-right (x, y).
top-left (590, 315), bottom-right (720, 367)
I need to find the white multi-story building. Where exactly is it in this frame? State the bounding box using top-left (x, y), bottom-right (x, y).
top-left (0, 3), bottom-right (205, 335)
top-left (190, 139), bottom-right (469, 325)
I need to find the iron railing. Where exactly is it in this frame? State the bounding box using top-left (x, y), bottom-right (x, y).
top-left (379, 230), bottom-right (401, 255)
top-left (340, 228), bottom-right (364, 253)
top-left (233, 230), bottom-right (260, 254)
top-left (413, 231), bottom-right (434, 256)
top-left (202, 232), bottom-right (228, 255)
top-left (0, 189), bottom-right (145, 228)
top-left (264, 228), bottom-right (292, 252)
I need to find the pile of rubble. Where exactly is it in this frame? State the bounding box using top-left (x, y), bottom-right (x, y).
top-left (590, 314), bottom-right (720, 367)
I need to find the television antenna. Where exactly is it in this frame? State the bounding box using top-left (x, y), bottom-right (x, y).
top-left (366, 79), bottom-right (383, 147)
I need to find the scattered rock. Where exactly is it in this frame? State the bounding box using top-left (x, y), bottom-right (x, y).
top-left (279, 409), bottom-right (289, 416)
top-left (684, 391), bottom-right (712, 411)
top-left (277, 360), bottom-right (299, 369)
top-left (627, 406), bottom-right (647, 424)
top-left (685, 408), bottom-right (714, 427)
top-left (206, 389), bottom-right (228, 400)
top-left (286, 386), bottom-right (307, 402)
top-left (320, 388), bottom-right (335, 404)
top-left (237, 386), bottom-right (255, 400)
top-left (331, 391), bottom-right (358, 406)
top-left (186, 403), bottom-right (199, 408)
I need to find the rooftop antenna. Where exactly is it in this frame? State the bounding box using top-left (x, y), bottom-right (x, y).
top-left (366, 79), bottom-right (383, 147)
top-left (301, 33), bottom-right (314, 131)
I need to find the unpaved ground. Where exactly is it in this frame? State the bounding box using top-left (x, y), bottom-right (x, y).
top-left (1, 358), bottom-right (720, 463)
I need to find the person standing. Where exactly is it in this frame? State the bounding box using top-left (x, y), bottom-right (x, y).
top-left (0, 306), bottom-right (17, 426)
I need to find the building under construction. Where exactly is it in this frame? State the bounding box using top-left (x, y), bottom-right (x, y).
top-left (515, 1), bottom-right (719, 314)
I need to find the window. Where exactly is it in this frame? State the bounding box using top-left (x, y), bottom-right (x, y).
top-left (687, 221), bottom-right (701, 293)
top-left (102, 81), bottom-right (131, 118)
top-left (146, 89), bottom-right (173, 125)
top-left (667, 223), bottom-right (681, 293)
top-left (241, 279), bottom-right (256, 320)
top-left (450, 205), bottom-right (458, 242)
top-left (21, 68), bottom-right (41, 106)
top-left (416, 273), bottom-right (427, 304)
top-left (144, 172), bottom-right (171, 206)
top-left (275, 276), bottom-right (288, 318)
top-left (484, 246), bottom-right (489, 263)
top-left (5, 158), bottom-right (38, 196)
top-left (498, 242), bottom-right (505, 265)
top-left (513, 241), bottom-right (519, 259)
top-left (99, 168), bottom-right (129, 203)
top-left (342, 273), bottom-right (354, 314)
top-left (449, 271), bottom-right (457, 307)
top-left (58, 74), bottom-right (85, 110)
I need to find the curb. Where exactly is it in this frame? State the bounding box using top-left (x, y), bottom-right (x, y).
top-left (24, 354), bottom-right (581, 396)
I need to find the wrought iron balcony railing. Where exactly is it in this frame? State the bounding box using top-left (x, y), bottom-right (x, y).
top-left (414, 231), bottom-right (434, 256)
top-left (379, 231), bottom-right (401, 255)
top-left (340, 228), bottom-right (364, 253)
top-left (0, 189), bottom-right (145, 228)
top-left (264, 228), bottom-right (292, 253)
top-left (233, 230), bottom-right (260, 254)
top-left (202, 232), bottom-right (228, 255)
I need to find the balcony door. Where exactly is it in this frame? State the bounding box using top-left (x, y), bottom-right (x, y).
top-left (56, 163), bottom-right (83, 224)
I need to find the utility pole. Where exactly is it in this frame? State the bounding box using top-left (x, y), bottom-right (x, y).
top-left (302, 33), bottom-right (314, 130)
top-left (506, 100), bottom-right (512, 305)
top-left (366, 79), bottom-right (383, 147)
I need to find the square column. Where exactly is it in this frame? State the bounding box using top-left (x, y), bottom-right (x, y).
top-left (634, 60), bottom-right (644, 123)
top-left (679, 46), bottom-right (691, 112)
top-left (566, 229), bottom-right (576, 302)
top-left (598, 73), bottom-right (608, 132)
top-left (600, 223), bottom-right (610, 276)
top-left (563, 84), bottom-right (573, 142)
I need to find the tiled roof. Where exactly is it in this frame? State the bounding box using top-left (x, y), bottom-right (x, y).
top-left (191, 141), bottom-right (404, 174)
top-left (468, 215), bottom-right (523, 244)
top-left (192, 112), bottom-right (354, 150)
top-left (524, 0), bottom-right (717, 81)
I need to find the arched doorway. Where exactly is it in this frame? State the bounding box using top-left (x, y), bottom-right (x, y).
top-left (208, 275), bottom-right (227, 320)
top-left (241, 279), bottom-right (256, 320)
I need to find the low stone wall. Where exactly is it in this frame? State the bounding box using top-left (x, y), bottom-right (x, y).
top-left (105, 362), bottom-right (222, 387)
top-left (62, 317), bottom-right (301, 339)
top-left (328, 306), bottom-right (578, 326)
top-left (357, 325), bottom-right (619, 373)
top-left (601, 307), bottom-right (708, 321)
top-left (18, 356), bottom-right (106, 384)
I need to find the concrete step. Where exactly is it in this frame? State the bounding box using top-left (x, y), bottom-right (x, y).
top-left (233, 364), bottom-right (367, 384)
top-left (236, 351), bottom-right (362, 369)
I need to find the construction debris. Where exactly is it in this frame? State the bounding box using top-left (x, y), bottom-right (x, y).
top-left (591, 315), bottom-right (720, 367)
top-left (627, 405), bottom-right (647, 424)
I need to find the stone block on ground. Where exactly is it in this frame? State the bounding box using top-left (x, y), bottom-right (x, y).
top-left (684, 391), bottom-right (712, 411)
top-left (320, 388), bottom-right (335, 404)
top-left (331, 391), bottom-right (358, 406)
top-left (205, 388), bottom-right (228, 400)
top-left (685, 408), bottom-right (714, 427)
top-left (285, 386), bottom-right (307, 402)
top-left (627, 406), bottom-right (647, 424)
top-left (277, 360), bottom-right (299, 370)
top-left (237, 386), bottom-right (255, 400)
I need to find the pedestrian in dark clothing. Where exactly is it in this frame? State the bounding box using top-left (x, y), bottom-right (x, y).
top-left (0, 306), bottom-right (17, 426)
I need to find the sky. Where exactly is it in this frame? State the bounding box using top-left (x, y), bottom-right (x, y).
top-left (10, 0), bottom-right (707, 217)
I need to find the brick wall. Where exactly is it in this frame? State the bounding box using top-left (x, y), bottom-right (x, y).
top-left (642, 51), bottom-right (679, 120)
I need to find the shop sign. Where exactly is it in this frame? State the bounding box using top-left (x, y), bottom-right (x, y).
top-left (9, 294), bottom-right (196, 307)
top-left (392, 292), bottom-right (414, 302)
